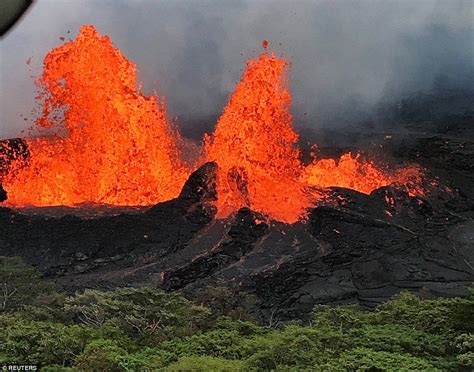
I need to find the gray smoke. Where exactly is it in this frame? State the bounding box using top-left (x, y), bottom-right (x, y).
top-left (1, 0), bottom-right (472, 139)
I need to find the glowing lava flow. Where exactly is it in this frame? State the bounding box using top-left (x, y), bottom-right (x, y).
top-left (302, 152), bottom-right (424, 197)
top-left (3, 25), bottom-right (190, 206)
top-left (3, 26), bottom-right (424, 223)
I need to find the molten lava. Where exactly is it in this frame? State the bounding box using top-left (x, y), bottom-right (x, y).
top-left (303, 152), bottom-right (424, 197)
top-left (3, 25), bottom-right (190, 206)
top-left (204, 53), bottom-right (423, 222)
top-left (3, 25), bottom-right (425, 223)
top-left (204, 53), bottom-right (311, 223)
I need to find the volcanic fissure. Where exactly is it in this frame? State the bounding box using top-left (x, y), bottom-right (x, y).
top-left (1, 25), bottom-right (426, 223)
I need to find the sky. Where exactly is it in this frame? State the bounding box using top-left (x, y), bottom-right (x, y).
top-left (0, 0), bottom-right (473, 139)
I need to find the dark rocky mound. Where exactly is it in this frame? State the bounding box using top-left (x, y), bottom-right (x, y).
top-left (1, 151), bottom-right (473, 321)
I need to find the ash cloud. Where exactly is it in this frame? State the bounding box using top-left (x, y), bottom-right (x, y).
top-left (1, 0), bottom-right (472, 139)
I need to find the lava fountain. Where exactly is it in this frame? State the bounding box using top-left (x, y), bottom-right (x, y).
top-left (204, 53), bottom-right (311, 223)
top-left (3, 26), bottom-right (424, 223)
top-left (3, 25), bottom-right (190, 207)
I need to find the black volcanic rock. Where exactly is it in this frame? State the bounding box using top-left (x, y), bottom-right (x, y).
top-left (0, 162), bottom-right (219, 287)
top-left (163, 208), bottom-right (269, 290)
top-left (177, 161), bottom-right (217, 205)
top-left (176, 187), bottom-right (473, 321)
top-left (0, 185), bottom-right (6, 202)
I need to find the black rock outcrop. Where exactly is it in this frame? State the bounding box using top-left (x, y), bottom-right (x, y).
top-left (0, 185), bottom-right (6, 202)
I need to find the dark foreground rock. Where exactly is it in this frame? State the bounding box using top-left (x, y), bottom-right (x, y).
top-left (0, 185), bottom-right (6, 202)
top-left (0, 155), bottom-right (473, 322)
top-left (0, 162), bottom-right (218, 289)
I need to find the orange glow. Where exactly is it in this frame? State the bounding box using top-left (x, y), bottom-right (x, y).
top-left (3, 25), bottom-right (190, 207)
top-left (204, 53), bottom-right (424, 222)
top-left (204, 53), bottom-right (311, 223)
top-left (303, 152), bottom-right (424, 197)
top-left (3, 27), bottom-right (426, 223)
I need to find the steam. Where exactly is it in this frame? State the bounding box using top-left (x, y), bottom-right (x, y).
top-left (1, 0), bottom-right (472, 139)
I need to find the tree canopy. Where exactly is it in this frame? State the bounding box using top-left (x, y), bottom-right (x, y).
top-left (1, 256), bottom-right (473, 371)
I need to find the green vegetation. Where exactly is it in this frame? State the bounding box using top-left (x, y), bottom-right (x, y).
top-left (1, 256), bottom-right (473, 371)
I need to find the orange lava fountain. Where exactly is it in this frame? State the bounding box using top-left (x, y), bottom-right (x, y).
top-left (205, 53), bottom-right (311, 223)
top-left (3, 25), bottom-right (190, 206)
top-left (3, 26), bottom-right (425, 223)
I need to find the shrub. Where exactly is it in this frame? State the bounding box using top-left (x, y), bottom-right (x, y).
top-left (164, 355), bottom-right (243, 371)
top-left (1, 256), bottom-right (472, 371)
top-left (332, 347), bottom-right (438, 371)
top-left (64, 287), bottom-right (211, 343)
top-left (73, 339), bottom-right (125, 371)
top-left (0, 256), bottom-right (59, 311)
top-left (0, 318), bottom-right (97, 366)
top-left (370, 290), bottom-right (474, 334)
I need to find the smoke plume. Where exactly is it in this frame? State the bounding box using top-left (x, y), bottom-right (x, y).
top-left (1, 0), bottom-right (472, 139)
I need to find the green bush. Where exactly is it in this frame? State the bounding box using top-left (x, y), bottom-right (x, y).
top-left (164, 355), bottom-right (243, 371)
top-left (370, 289), bottom-right (474, 334)
top-left (191, 286), bottom-right (258, 321)
top-left (313, 304), bottom-right (367, 331)
top-left (0, 256), bottom-right (59, 311)
top-left (333, 347), bottom-right (438, 371)
top-left (64, 287), bottom-right (211, 343)
top-left (40, 366), bottom-right (77, 372)
top-left (350, 324), bottom-right (447, 356)
top-left (0, 318), bottom-right (97, 365)
top-left (119, 347), bottom-right (173, 371)
top-left (73, 339), bottom-right (126, 371)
